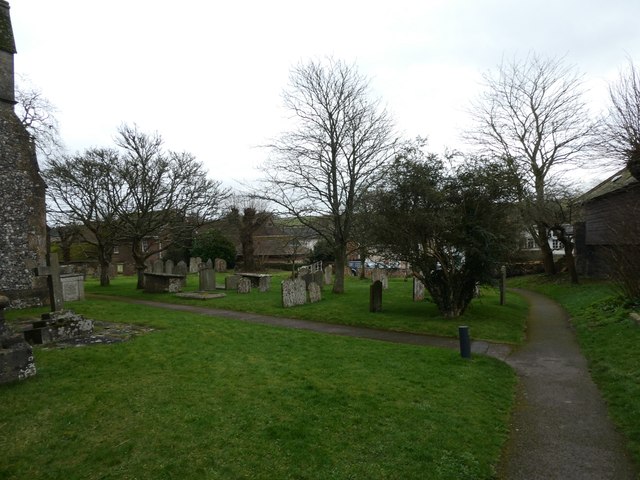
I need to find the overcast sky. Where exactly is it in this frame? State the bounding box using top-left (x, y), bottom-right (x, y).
top-left (10, 0), bottom-right (640, 187)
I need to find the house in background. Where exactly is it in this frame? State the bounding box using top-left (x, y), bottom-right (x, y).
top-left (575, 168), bottom-right (640, 277)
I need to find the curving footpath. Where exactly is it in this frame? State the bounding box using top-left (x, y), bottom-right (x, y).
top-left (91, 292), bottom-right (637, 478)
top-left (498, 289), bottom-right (637, 480)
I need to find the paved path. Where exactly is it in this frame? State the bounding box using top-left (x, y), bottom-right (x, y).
top-left (498, 289), bottom-right (637, 480)
top-left (90, 292), bottom-right (637, 478)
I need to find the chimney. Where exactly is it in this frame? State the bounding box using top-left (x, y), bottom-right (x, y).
top-left (0, 0), bottom-right (17, 105)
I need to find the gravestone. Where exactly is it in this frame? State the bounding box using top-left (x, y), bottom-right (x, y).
top-left (324, 265), bottom-right (333, 285)
top-left (370, 280), bottom-right (383, 312)
top-left (413, 277), bottom-right (425, 302)
top-left (371, 269), bottom-right (388, 289)
top-left (152, 259), bottom-right (164, 274)
top-left (308, 282), bottom-right (322, 303)
top-left (61, 273), bottom-right (85, 302)
top-left (143, 273), bottom-right (185, 293)
top-left (225, 274), bottom-right (241, 290)
top-left (144, 260), bottom-right (153, 272)
top-left (237, 277), bottom-right (252, 294)
top-left (258, 275), bottom-right (271, 292)
top-left (33, 253), bottom-right (64, 312)
top-left (164, 259), bottom-right (174, 274)
top-left (198, 260), bottom-right (216, 292)
top-left (282, 278), bottom-right (307, 307)
top-left (189, 257), bottom-right (202, 273)
top-left (0, 295), bottom-right (36, 384)
top-left (175, 260), bottom-right (188, 277)
top-left (214, 258), bottom-right (227, 272)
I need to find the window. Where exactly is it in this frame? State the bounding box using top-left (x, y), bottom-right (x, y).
top-left (551, 238), bottom-right (561, 250)
top-left (113, 246), bottom-right (120, 254)
top-left (526, 237), bottom-right (535, 249)
top-left (141, 239), bottom-right (149, 252)
top-left (116, 263), bottom-right (124, 273)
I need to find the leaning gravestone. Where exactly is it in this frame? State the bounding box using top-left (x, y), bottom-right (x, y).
top-left (199, 260), bottom-right (216, 292)
top-left (370, 280), bottom-right (383, 312)
top-left (225, 274), bottom-right (241, 290)
top-left (324, 265), bottom-right (333, 285)
top-left (413, 277), bottom-right (425, 302)
top-left (238, 277), bottom-right (252, 294)
top-left (214, 258), bottom-right (227, 272)
top-left (164, 259), bottom-right (174, 274)
top-left (282, 278), bottom-right (307, 307)
top-left (308, 282), bottom-right (322, 303)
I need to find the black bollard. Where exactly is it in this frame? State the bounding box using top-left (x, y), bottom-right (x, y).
top-left (459, 325), bottom-right (471, 359)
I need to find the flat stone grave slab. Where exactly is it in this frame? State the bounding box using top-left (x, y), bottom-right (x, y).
top-left (175, 292), bottom-right (227, 300)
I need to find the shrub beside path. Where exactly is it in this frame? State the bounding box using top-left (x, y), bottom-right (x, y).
top-left (498, 289), bottom-right (637, 480)
top-left (92, 293), bottom-right (637, 478)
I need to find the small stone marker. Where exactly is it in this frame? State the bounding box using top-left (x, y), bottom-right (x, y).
top-left (152, 259), bottom-right (163, 273)
top-left (33, 253), bottom-right (64, 312)
top-left (225, 274), bottom-right (241, 290)
top-left (198, 260), bottom-right (216, 292)
top-left (164, 259), bottom-right (174, 274)
top-left (214, 258), bottom-right (227, 272)
top-left (282, 277), bottom-right (307, 307)
top-left (61, 274), bottom-right (85, 302)
top-left (238, 277), bottom-right (252, 294)
top-left (0, 295), bottom-right (37, 384)
top-left (370, 280), bottom-right (383, 312)
top-left (308, 282), bottom-right (322, 303)
top-left (313, 271), bottom-right (324, 288)
top-left (413, 277), bottom-right (425, 302)
top-left (324, 265), bottom-right (333, 285)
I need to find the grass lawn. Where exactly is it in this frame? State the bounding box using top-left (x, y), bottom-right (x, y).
top-left (85, 272), bottom-right (528, 344)
top-left (2, 299), bottom-right (516, 480)
top-left (508, 274), bottom-right (640, 468)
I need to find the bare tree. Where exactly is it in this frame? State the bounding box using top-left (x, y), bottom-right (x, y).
top-left (43, 148), bottom-right (125, 286)
top-left (15, 78), bottom-right (64, 159)
top-left (115, 124), bottom-right (229, 288)
top-left (600, 59), bottom-right (640, 180)
top-left (467, 54), bottom-right (596, 275)
top-left (227, 197), bottom-right (271, 272)
top-left (262, 58), bottom-right (396, 293)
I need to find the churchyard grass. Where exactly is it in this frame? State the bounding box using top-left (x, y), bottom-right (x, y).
top-left (508, 274), bottom-right (640, 467)
top-left (2, 299), bottom-right (516, 479)
top-left (85, 272), bottom-right (528, 344)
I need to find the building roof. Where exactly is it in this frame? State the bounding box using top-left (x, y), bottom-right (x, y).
top-left (577, 167), bottom-right (638, 203)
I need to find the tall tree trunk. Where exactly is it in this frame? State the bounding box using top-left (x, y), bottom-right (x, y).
top-left (99, 260), bottom-right (111, 287)
top-left (537, 224), bottom-right (556, 275)
top-left (136, 267), bottom-right (145, 290)
top-left (333, 244), bottom-right (347, 294)
top-left (359, 248), bottom-right (367, 280)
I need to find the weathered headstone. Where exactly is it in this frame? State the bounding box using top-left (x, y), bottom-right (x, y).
top-left (144, 260), bottom-right (153, 272)
top-left (143, 273), bottom-right (185, 293)
top-left (413, 277), bottom-right (425, 302)
top-left (214, 258), bottom-right (227, 272)
top-left (33, 253), bottom-right (64, 312)
top-left (24, 310), bottom-right (94, 345)
top-left (371, 269), bottom-right (388, 289)
top-left (198, 260), bottom-right (216, 292)
top-left (175, 260), bottom-right (188, 277)
top-left (258, 275), bottom-right (271, 292)
top-left (308, 282), bottom-right (322, 303)
top-left (238, 277), bottom-right (252, 294)
top-left (152, 259), bottom-right (164, 274)
top-left (225, 274), bottom-right (241, 290)
top-left (282, 278), bottom-right (307, 307)
top-left (164, 259), bottom-right (174, 274)
top-left (189, 256), bottom-right (202, 273)
top-left (61, 273), bottom-right (85, 302)
top-left (324, 265), bottom-right (333, 285)
top-left (370, 280), bottom-right (383, 312)
top-left (301, 272), bottom-right (314, 288)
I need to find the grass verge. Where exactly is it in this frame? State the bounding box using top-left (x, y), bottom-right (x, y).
top-left (508, 274), bottom-right (640, 468)
top-left (3, 299), bottom-right (515, 479)
top-left (85, 273), bottom-right (527, 344)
